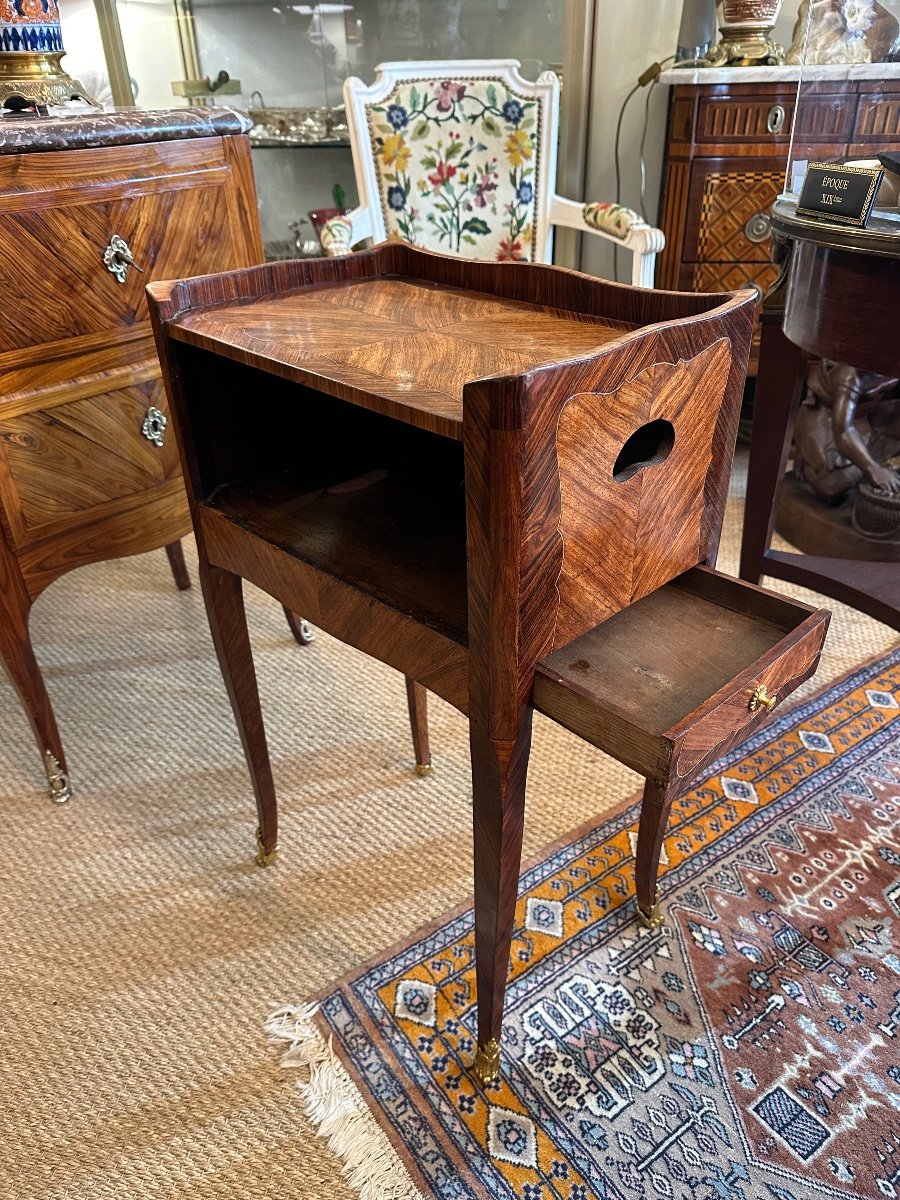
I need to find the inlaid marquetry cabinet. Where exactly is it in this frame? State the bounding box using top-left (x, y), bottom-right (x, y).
top-left (657, 69), bottom-right (900, 373)
top-left (0, 108), bottom-right (263, 799)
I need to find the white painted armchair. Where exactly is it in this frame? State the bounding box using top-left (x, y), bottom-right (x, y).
top-left (321, 59), bottom-right (665, 287)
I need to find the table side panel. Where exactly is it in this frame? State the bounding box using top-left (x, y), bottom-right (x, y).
top-left (553, 339), bottom-right (731, 643)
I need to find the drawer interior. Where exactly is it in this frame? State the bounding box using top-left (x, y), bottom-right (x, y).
top-left (534, 566), bottom-right (827, 775)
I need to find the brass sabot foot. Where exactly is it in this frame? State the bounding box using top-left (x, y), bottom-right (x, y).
top-left (637, 888), bottom-right (664, 931)
top-left (43, 750), bottom-right (72, 804)
top-left (414, 761), bottom-right (433, 777)
top-left (255, 827), bottom-right (278, 867)
top-left (473, 1038), bottom-right (501, 1085)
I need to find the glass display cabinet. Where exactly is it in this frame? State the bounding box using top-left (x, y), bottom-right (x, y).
top-left (65, 0), bottom-right (573, 260)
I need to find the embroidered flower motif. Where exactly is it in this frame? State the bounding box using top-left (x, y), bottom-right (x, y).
top-left (436, 80), bottom-right (466, 111)
top-left (497, 237), bottom-right (524, 261)
top-left (387, 184), bottom-right (406, 211)
top-left (502, 98), bottom-right (524, 125)
top-left (474, 167), bottom-right (498, 208)
top-left (428, 161), bottom-right (457, 193)
top-left (505, 128), bottom-right (533, 166)
top-left (531, 1045), bottom-right (558, 1069)
top-left (381, 133), bottom-right (411, 171)
top-left (371, 79), bottom-right (538, 259)
top-left (386, 103), bottom-right (408, 130)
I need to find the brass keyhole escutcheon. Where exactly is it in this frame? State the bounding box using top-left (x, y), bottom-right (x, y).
top-left (142, 405), bottom-right (167, 447)
top-left (766, 104), bottom-right (785, 134)
top-left (102, 234), bottom-right (144, 284)
top-left (749, 684), bottom-right (777, 713)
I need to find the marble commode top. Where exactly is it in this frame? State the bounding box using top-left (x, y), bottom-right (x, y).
top-left (0, 106), bottom-right (252, 155)
top-left (660, 62), bottom-right (900, 85)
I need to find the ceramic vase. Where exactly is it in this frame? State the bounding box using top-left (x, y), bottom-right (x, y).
top-left (0, 0), bottom-right (94, 106)
top-left (706, 0), bottom-right (786, 63)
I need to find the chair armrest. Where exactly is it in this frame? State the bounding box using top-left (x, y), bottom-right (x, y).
top-left (320, 206), bottom-right (375, 256)
top-left (550, 196), bottom-right (665, 287)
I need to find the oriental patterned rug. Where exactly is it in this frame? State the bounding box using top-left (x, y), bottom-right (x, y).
top-left (267, 648), bottom-right (900, 1200)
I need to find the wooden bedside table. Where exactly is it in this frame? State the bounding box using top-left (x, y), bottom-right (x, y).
top-left (0, 107), bottom-right (263, 801)
top-left (148, 243), bottom-right (828, 1083)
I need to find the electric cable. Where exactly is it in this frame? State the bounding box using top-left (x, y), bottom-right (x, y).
top-left (611, 55), bottom-right (675, 280)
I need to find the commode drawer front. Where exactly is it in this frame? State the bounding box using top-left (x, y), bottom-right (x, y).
top-left (0, 369), bottom-right (182, 549)
top-left (685, 159), bottom-right (786, 264)
top-left (695, 89), bottom-right (853, 147)
top-left (0, 138), bottom-right (258, 357)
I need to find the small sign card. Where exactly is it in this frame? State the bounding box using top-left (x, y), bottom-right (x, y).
top-left (797, 161), bottom-right (883, 228)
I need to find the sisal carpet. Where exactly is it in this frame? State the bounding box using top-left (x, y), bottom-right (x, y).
top-left (0, 455), bottom-right (896, 1199)
top-left (267, 649), bottom-right (900, 1199)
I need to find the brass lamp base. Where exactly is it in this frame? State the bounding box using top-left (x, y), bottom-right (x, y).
top-left (705, 28), bottom-right (784, 66)
top-left (0, 52), bottom-right (96, 106)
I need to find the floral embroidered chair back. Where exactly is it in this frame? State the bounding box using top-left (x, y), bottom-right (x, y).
top-left (354, 64), bottom-right (554, 262)
top-left (324, 60), bottom-right (665, 286)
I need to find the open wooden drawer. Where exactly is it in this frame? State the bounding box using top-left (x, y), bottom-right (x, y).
top-left (534, 566), bottom-right (831, 793)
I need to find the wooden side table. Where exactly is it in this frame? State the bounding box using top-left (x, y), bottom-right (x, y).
top-left (0, 108), bottom-right (263, 800)
top-left (149, 244), bottom-right (828, 1083)
top-left (739, 199), bottom-right (900, 630)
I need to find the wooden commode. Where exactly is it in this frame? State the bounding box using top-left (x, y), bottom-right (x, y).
top-left (148, 244), bottom-right (829, 1084)
top-left (657, 65), bottom-right (900, 373)
top-left (0, 107), bottom-right (263, 800)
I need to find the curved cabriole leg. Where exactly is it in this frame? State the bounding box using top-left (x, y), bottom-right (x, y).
top-left (164, 541), bottom-right (192, 591)
top-left (470, 714), bottom-right (533, 1086)
top-left (0, 584), bottom-right (71, 802)
top-left (199, 560), bottom-right (278, 864)
top-left (635, 776), bottom-right (681, 930)
top-left (283, 607), bottom-right (315, 646)
top-left (405, 676), bottom-right (432, 776)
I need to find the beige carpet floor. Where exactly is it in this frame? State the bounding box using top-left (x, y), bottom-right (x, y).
top-left (1, 454), bottom-right (896, 1200)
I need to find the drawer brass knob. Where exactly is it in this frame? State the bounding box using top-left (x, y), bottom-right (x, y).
top-left (749, 684), bottom-right (777, 713)
top-left (142, 405), bottom-right (167, 447)
top-left (103, 234), bottom-right (144, 284)
top-left (744, 211), bottom-right (771, 244)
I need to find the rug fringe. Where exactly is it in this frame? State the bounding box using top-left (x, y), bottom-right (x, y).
top-left (265, 1004), bottom-right (425, 1200)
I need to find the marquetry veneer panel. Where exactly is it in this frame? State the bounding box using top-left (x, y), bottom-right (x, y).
top-left (0, 376), bottom-right (179, 541)
top-left (554, 340), bottom-right (730, 645)
top-left (173, 276), bottom-right (635, 440)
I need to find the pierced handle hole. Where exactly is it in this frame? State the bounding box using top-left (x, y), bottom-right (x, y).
top-left (612, 419), bottom-right (675, 483)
